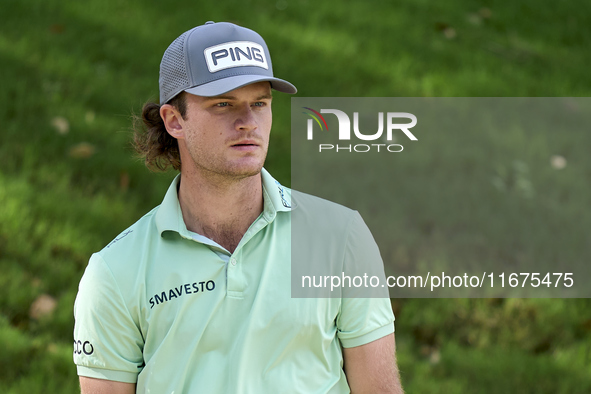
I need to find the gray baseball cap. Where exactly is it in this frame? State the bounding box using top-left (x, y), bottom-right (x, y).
top-left (159, 21), bottom-right (297, 104)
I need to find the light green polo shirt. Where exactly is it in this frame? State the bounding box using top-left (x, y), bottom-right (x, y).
top-left (73, 169), bottom-right (394, 393)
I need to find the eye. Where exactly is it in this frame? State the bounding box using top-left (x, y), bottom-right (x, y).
top-left (215, 102), bottom-right (229, 107)
top-left (253, 101), bottom-right (266, 107)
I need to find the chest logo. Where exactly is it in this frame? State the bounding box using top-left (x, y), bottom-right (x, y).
top-left (149, 280), bottom-right (216, 309)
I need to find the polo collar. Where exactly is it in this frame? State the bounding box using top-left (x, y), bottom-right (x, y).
top-left (261, 167), bottom-right (292, 214)
top-left (155, 174), bottom-right (189, 238)
top-left (155, 168), bottom-right (291, 237)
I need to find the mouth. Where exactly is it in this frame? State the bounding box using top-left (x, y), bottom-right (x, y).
top-left (230, 140), bottom-right (260, 148)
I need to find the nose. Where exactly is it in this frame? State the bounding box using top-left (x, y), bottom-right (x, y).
top-left (234, 104), bottom-right (257, 132)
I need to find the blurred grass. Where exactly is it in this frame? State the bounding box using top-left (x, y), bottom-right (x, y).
top-left (1, 0), bottom-right (590, 392)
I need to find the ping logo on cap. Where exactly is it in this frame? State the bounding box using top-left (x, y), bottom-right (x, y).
top-left (204, 41), bottom-right (268, 73)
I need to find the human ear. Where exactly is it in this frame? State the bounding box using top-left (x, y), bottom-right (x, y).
top-left (160, 104), bottom-right (185, 140)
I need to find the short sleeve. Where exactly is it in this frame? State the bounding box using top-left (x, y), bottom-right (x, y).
top-left (73, 253), bottom-right (144, 383)
top-left (336, 298), bottom-right (395, 348)
top-left (336, 211), bottom-right (395, 348)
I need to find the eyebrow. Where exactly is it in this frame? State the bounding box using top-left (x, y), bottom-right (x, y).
top-left (255, 93), bottom-right (273, 100)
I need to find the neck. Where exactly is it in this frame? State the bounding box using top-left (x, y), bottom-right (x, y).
top-left (177, 168), bottom-right (264, 253)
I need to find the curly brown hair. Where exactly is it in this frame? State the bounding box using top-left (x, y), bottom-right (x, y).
top-left (133, 93), bottom-right (187, 171)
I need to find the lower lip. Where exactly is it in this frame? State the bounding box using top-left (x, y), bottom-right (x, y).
top-left (231, 144), bottom-right (259, 152)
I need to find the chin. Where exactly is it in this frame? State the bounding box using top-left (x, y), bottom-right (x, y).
top-left (224, 162), bottom-right (264, 179)
top-left (235, 166), bottom-right (264, 179)
top-left (187, 154), bottom-right (266, 180)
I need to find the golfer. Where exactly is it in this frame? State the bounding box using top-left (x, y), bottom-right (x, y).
top-left (73, 21), bottom-right (403, 393)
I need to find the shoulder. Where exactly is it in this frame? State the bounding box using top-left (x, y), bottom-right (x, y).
top-left (290, 189), bottom-right (370, 262)
top-left (291, 189), bottom-right (361, 230)
top-left (77, 206), bottom-right (165, 313)
top-left (90, 205), bottom-right (162, 280)
top-left (102, 206), bottom-right (159, 254)
top-left (291, 189), bottom-right (353, 212)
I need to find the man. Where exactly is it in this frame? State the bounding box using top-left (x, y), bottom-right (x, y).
top-left (73, 21), bottom-right (403, 393)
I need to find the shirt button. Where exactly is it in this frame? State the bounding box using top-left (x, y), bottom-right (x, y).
top-left (230, 258), bottom-right (237, 266)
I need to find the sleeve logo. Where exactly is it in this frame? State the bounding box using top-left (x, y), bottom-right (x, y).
top-left (74, 339), bottom-right (94, 355)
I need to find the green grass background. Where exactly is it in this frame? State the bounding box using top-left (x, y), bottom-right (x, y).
top-left (1, 0), bottom-right (590, 392)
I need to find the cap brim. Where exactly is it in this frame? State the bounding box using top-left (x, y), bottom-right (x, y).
top-left (184, 75), bottom-right (297, 97)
